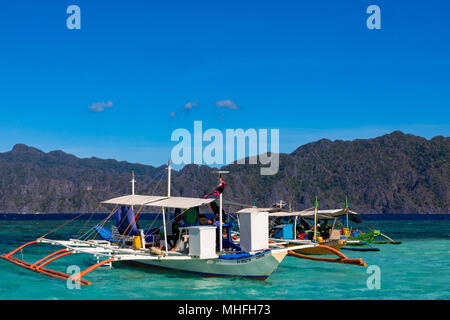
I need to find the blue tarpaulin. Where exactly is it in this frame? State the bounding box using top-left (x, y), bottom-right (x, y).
top-left (93, 225), bottom-right (113, 241)
top-left (115, 206), bottom-right (139, 236)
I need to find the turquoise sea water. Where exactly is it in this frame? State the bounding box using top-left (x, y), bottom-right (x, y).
top-left (0, 219), bottom-right (449, 300)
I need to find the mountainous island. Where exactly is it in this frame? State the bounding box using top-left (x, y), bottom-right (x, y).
top-left (0, 131), bottom-right (448, 214)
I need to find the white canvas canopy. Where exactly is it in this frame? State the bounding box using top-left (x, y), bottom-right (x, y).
top-left (102, 194), bottom-right (215, 209)
top-left (268, 210), bottom-right (334, 220)
top-left (266, 208), bottom-right (359, 218)
top-left (236, 207), bottom-right (294, 214)
top-left (101, 195), bottom-right (167, 206)
top-left (142, 196), bottom-right (215, 209)
top-left (298, 209), bottom-right (360, 218)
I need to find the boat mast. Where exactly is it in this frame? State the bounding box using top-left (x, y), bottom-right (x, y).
top-left (162, 158), bottom-right (171, 253)
top-left (345, 196), bottom-right (349, 231)
top-left (292, 201), bottom-right (298, 239)
top-left (167, 157), bottom-right (172, 197)
top-left (313, 197), bottom-right (318, 242)
top-left (216, 170), bottom-right (228, 253)
top-left (131, 170), bottom-right (135, 195)
top-left (131, 170), bottom-right (135, 212)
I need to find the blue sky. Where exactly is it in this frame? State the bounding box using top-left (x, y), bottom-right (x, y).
top-left (0, 1), bottom-right (449, 166)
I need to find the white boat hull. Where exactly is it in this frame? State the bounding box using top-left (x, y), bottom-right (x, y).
top-left (120, 249), bottom-right (288, 280)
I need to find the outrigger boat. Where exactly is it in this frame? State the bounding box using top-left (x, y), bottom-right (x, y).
top-left (334, 199), bottom-right (402, 249)
top-left (231, 200), bottom-right (367, 266)
top-left (258, 197), bottom-right (362, 255)
top-left (1, 165), bottom-right (321, 285)
top-left (345, 228), bottom-right (402, 247)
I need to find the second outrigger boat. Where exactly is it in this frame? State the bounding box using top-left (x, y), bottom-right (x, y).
top-left (261, 197), bottom-right (361, 255)
top-left (232, 199), bottom-right (367, 266)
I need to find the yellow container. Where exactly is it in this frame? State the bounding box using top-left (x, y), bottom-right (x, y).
top-left (133, 236), bottom-right (142, 249)
top-left (317, 237), bottom-right (324, 243)
top-left (342, 228), bottom-right (350, 236)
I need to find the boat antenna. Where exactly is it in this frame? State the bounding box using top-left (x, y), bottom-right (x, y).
top-left (131, 170), bottom-right (135, 195)
top-left (345, 196), bottom-right (349, 230)
top-left (166, 157), bottom-right (172, 197)
top-left (131, 170), bottom-right (136, 212)
top-left (313, 197), bottom-right (318, 242)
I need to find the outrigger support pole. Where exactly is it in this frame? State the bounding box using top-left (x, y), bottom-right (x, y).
top-left (287, 245), bottom-right (367, 267)
top-left (71, 258), bottom-right (115, 284)
top-left (2, 240), bottom-right (37, 259)
top-left (34, 251), bottom-right (75, 271)
top-left (1, 240), bottom-right (103, 285)
top-left (30, 248), bottom-right (69, 269)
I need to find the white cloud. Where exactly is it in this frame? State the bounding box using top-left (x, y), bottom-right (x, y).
top-left (215, 99), bottom-right (238, 110)
top-left (184, 101), bottom-right (198, 110)
top-left (169, 100), bottom-right (198, 117)
top-left (89, 101), bottom-right (113, 113)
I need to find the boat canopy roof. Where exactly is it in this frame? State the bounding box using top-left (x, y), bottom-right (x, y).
top-left (102, 194), bottom-right (215, 209)
top-left (299, 209), bottom-right (360, 218)
top-left (102, 195), bottom-right (166, 206)
top-left (236, 207), bottom-right (295, 214)
top-left (269, 211), bottom-right (334, 219)
top-left (267, 208), bottom-right (362, 223)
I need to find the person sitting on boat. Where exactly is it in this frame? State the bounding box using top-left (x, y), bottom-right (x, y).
top-left (299, 217), bottom-right (310, 230)
top-left (182, 206), bottom-right (200, 226)
top-left (319, 220), bottom-right (331, 239)
top-left (199, 214), bottom-right (207, 225)
top-left (168, 214), bottom-right (181, 248)
top-left (173, 208), bottom-right (186, 227)
top-left (296, 223), bottom-right (306, 240)
top-left (208, 201), bottom-right (225, 222)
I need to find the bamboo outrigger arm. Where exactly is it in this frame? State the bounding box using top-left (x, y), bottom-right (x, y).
top-left (1, 239), bottom-right (114, 285)
top-left (287, 244), bottom-right (367, 267)
top-left (70, 258), bottom-right (115, 283)
top-left (30, 248), bottom-right (69, 270)
top-left (375, 233), bottom-right (402, 244)
top-left (2, 240), bottom-right (37, 259)
top-left (268, 241), bottom-right (367, 267)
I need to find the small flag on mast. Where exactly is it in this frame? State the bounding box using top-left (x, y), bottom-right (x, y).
top-left (345, 196), bottom-right (350, 229)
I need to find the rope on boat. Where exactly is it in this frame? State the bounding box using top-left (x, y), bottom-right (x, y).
top-left (37, 212), bottom-right (91, 240)
top-left (143, 210), bottom-right (162, 238)
top-left (89, 205), bottom-right (119, 240)
top-left (74, 204), bottom-right (101, 239)
top-left (2, 240), bottom-right (38, 259)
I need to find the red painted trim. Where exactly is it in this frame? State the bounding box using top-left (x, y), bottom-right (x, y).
top-left (35, 251), bottom-right (75, 270)
top-left (30, 249), bottom-right (68, 269)
top-left (3, 240), bottom-right (38, 258)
